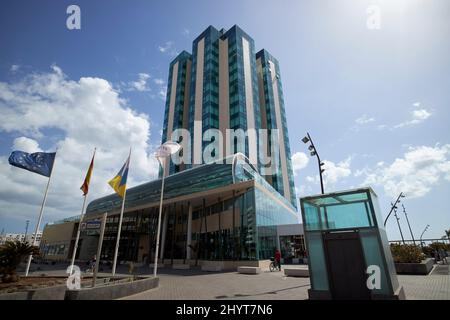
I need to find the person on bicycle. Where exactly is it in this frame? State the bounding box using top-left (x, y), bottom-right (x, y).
top-left (275, 249), bottom-right (281, 271)
top-left (88, 255), bottom-right (96, 272)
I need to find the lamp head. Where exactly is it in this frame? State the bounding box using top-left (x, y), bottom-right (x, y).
top-left (302, 136), bottom-right (310, 144)
top-left (155, 141), bottom-right (182, 164)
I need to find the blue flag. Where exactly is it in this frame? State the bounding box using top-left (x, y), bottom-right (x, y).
top-left (8, 151), bottom-right (56, 177)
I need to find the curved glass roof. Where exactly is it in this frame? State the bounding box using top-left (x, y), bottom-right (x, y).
top-left (86, 160), bottom-right (258, 216)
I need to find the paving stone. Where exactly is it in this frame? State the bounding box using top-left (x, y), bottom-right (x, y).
top-left (23, 263), bottom-right (450, 300)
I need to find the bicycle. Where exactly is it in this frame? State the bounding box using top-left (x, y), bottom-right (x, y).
top-left (85, 261), bottom-right (95, 273)
top-left (269, 257), bottom-right (280, 272)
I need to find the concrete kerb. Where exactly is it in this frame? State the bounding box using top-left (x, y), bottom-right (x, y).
top-left (65, 276), bottom-right (159, 300)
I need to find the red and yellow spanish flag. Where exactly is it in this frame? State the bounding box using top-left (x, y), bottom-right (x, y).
top-left (80, 150), bottom-right (96, 196)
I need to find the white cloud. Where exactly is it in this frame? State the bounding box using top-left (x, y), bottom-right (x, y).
top-left (12, 137), bottom-right (42, 153)
top-left (0, 66), bottom-right (160, 224)
top-left (158, 88), bottom-right (167, 100)
top-left (158, 41), bottom-right (178, 57)
top-left (122, 74), bottom-right (167, 100)
top-left (412, 109), bottom-right (431, 121)
top-left (362, 145), bottom-right (450, 198)
top-left (291, 152), bottom-right (309, 176)
top-left (182, 28), bottom-right (190, 36)
top-left (354, 169), bottom-right (365, 177)
top-left (158, 41), bottom-right (174, 53)
top-left (10, 65), bottom-right (20, 73)
top-left (394, 103), bottom-right (432, 128)
top-left (153, 78), bottom-right (167, 100)
top-left (303, 157), bottom-right (352, 191)
top-left (129, 73), bottom-right (151, 92)
top-left (322, 157), bottom-right (352, 189)
top-left (355, 114), bottom-right (375, 125)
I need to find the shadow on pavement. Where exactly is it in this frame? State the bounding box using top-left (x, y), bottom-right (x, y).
top-left (214, 283), bottom-right (311, 299)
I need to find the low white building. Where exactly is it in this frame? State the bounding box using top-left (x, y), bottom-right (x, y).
top-left (0, 231), bottom-right (42, 246)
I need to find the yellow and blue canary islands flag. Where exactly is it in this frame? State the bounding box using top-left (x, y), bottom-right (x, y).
top-left (108, 155), bottom-right (130, 198)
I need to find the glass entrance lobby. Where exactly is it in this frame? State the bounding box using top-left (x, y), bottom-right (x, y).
top-left (81, 161), bottom-right (299, 265)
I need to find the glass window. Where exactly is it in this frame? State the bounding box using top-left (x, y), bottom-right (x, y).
top-left (301, 190), bottom-right (374, 231)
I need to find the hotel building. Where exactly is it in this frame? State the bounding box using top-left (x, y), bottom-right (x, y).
top-left (50, 25), bottom-right (304, 268)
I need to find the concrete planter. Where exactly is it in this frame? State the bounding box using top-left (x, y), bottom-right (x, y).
top-left (0, 284), bottom-right (67, 300)
top-left (395, 258), bottom-right (434, 275)
top-left (0, 291), bottom-right (29, 300)
top-left (65, 276), bottom-right (159, 300)
top-left (284, 268), bottom-right (309, 277)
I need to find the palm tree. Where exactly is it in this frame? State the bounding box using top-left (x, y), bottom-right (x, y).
top-left (446, 229), bottom-right (450, 240)
top-left (0, 240), bottom-right (39, 283)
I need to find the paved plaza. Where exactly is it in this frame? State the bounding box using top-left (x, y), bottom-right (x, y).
top-left (122, 264), bottom-right (450, 300)
top-left (122, 267), bottom-right (311, 300)
top-left (23, 263), bottom-right (449, 300)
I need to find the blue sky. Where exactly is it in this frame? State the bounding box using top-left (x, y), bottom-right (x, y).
top-left (0, 0), bottom-right (449, 241)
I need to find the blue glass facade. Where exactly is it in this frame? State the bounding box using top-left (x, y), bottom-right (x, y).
top-left (86, 25), bottom-right (303, 263)
top-left (224, 26), bottom-right (262, 156)
top-left (161, 25), bottom-right (296, 208)
top-left (256, 49), bottom-right (297, 207)
top-left (86, 161), bottom-right (297, 261)
top-left (161, 51), bottom-right (192, 176)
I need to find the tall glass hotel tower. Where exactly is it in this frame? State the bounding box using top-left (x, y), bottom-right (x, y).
top-left (85, 25), bottom-right (299, 265)
top-left (162, 25), bottom-right (296, 208)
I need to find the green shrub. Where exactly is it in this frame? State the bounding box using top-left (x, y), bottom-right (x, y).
top-left (390, 243), bottom-right (425, 263)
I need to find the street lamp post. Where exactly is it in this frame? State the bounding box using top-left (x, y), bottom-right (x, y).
top-left (153, 141), bottom-right (181, 278)
top-left (402, 204), bottom-right (416, 245)
top-left (420, 224), bottom-right (430, 248)
top-left (392, 203), bottom-right (405, 244)
top-left (92, 211), bottom-right (107, 288)
top-left (24, 220), bottom-right (29, 243)
top-left (301, 133), bottom-right (325, 194)
top-left (383, 192), bottom-right (405, 227)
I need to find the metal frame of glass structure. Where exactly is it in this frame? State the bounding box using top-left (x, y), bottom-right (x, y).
top-left (85, 161), bottom-right (298, 262)
top-left (300, 187), bottom-right (404, 300)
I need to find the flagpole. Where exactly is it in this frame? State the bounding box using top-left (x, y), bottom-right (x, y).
top-left (111, 148), bottom-right (131, 276)
top-left (69, 195), bottom-right (87, 274)
top-left (111, 190), bottom-right (126, 276)
top-left (25, 149), bottom-right (58, 277)
top-left (153, 159), bottom-right (166, 277)
top-left (69, 148), bottom-right (96, 274)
